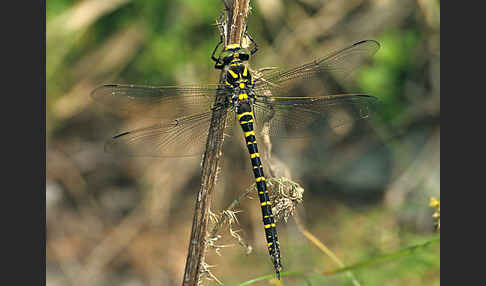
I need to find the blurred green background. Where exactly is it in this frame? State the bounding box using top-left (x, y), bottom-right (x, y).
top-left (46, 0), bottom-right (440, 285)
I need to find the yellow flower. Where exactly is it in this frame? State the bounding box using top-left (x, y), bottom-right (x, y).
top-left (429, 197), bottom-right (440, 231)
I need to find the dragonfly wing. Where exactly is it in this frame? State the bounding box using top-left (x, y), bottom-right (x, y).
top-left (250, 40), bottom-right (380, 138)
top-left (254, 40), bottom-right (380, 95)
top-left (105, 112), bottom-right (233, 157)
top-left (252, 94), bottom-right (377, 138)
top-left (91, 84), bottom-right (222, 120)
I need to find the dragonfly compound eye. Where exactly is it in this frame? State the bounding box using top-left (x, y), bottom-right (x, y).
top-left (223, 55), bottom-right (234, 64)
top-left (237, 48), bottom-right (251, 61)
top-left (239, 53), bottom-right (250, 61)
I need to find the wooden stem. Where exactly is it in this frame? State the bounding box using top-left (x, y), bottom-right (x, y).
top-left (181, 1), bottom-right (250, 285)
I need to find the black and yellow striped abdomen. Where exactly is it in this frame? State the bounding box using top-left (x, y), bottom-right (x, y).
top-left (237, 102), bottom-right (282, 279)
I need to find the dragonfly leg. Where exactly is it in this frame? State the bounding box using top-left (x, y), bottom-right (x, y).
top-left (245, 30), bottom-right (258, 55)
top-left (212, 36), bottom-right (225, 69)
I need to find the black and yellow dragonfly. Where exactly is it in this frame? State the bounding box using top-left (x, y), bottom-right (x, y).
top-left (91, 39), bottom-right (380, 279)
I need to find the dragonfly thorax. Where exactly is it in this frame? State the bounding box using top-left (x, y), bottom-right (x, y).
top-left (224, 62), bottom-right (256, 110)
top-left (225, 62), bottom-right (253, 87)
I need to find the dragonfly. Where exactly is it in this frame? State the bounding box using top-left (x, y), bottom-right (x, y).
top-left (91, 39), bottom-right (380, 279)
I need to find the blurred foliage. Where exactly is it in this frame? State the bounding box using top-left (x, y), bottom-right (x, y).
top-left (46, 0), bottom-right (440, 285)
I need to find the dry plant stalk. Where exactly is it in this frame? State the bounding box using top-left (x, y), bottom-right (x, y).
top-left (182, 1), bottom-right (251, 285)
top-left (293, 214), bottom-right (361, 286)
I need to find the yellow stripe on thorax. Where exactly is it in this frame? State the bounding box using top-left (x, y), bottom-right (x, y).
top-left (228, 69), bottom-right (239, 79)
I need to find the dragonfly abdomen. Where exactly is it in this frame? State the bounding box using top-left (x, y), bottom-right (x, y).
top-left (237, 102), bottom-right (282, 279)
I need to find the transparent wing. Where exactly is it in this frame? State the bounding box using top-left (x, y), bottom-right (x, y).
top-left (91, 84), bottom-right (223, 120)
top-left (253, 94), bottom-right (377, 138)
top-left (250, 40), bottom-right (380, 138)
top-left (254, 40), bottom-right (380, 95)
top-left (105, 112), bottom-right (235, 157)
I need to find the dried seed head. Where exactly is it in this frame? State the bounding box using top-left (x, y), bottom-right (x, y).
top-left (266, 177), bottom-right (304, 223)
top-left (199, 261), bottom-right (222, 286)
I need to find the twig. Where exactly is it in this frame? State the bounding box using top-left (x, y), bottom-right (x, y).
top-left (209, 188), bottom-right (254, 239)
top-left (182, 1), bottom-right (251, 285)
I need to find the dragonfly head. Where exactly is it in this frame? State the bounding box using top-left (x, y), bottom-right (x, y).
top-left (219, 44), bottom-right (251, 66)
